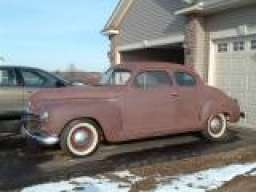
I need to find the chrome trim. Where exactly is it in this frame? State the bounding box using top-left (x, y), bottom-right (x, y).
top-left (22, 126), bottom-right (59, 146)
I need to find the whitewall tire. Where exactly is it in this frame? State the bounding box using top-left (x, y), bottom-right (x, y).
top-left (61, 120), bottom-right (100, 157)
top-left (202, 113), bottom-right (228, 142)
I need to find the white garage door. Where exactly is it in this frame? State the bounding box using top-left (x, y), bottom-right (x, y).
top-left (213, 35), bottom-right (256, 127)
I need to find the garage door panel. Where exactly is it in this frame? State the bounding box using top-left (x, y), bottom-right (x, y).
top-left (213, 36), bottom-right (256, 127)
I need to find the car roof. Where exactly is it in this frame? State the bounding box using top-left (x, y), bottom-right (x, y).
top-left (0, 65), bottom-right (44, 70)
top-left (112, 62), bottom-right (196, 73)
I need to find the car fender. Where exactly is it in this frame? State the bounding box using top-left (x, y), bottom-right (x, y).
top-left (42, 99), bottom-right (123, 142)
top-left (200, 100), bottom-right (230, 128)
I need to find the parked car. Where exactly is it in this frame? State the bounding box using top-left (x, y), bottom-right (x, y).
top-left (22, 62), bottom-right (243, 157)
top-left (0, 66), bottom-right (71, 134)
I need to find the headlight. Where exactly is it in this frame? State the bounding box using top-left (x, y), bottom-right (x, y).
top-left (40, 111), bottom-right (49, 121)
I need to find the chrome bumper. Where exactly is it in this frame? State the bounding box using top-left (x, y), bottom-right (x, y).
top-left (22, 126), bottom-right (59, 145)
top-left (21, 113), bottom-right (59, 146)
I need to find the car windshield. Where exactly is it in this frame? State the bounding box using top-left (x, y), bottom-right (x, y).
top-left (99, 68), bottom-right (131, 86)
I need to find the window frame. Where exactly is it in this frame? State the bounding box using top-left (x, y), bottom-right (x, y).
top-left (174, 71), bottom-right (197, 87)
top-left (20, 69), bottom-right (48, 88)
top-left (0, 68), bottom-right (18, 87)
top-left (251, 40), bottom-right (256, 50)
top-left (233, 41), bottom-right (245, 52)
top-left (133, 70), bottom-right (173, 90)
top-left (217, 43), bottom-right (228, 53)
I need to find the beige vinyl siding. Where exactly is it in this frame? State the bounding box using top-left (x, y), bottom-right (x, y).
top-left (118, 0), bottom-right (186, 46)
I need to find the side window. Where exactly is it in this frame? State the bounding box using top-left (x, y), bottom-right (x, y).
top-left (175, 72), bottom-right (196, 87)
top-left (135, 71), bottom-right (171, 89)
top-left (21, 70), bottom-right (47, 87)
top-left (110, 69), bottom-right (131, 85)
top-left (0, 69), bottom-right (17, 87)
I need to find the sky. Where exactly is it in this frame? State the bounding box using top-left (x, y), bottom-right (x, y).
top-left (0, 0), bottom-right (118, 72)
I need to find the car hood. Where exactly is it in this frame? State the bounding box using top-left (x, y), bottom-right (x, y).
top-left (30, 86), bottom-right (124, 108)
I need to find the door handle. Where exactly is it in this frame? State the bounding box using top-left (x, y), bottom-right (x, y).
top-left (170, 92), bottom-right (179, 97)
top-left (26, 90), bottom-right (34, 94)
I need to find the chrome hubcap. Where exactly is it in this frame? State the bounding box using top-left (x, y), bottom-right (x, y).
top-left (210, 117), bottom-right (222, 134)
top-left (73, 130), bottom-right (89, 145)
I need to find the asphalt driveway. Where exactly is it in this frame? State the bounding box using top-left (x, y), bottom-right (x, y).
top-left (0, 127), bottom-right (256, 191)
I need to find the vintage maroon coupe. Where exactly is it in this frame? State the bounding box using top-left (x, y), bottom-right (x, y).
top-left (22, 62), bottom-right (242, 157)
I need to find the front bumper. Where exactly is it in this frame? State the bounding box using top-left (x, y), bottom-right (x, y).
top-left (21, 113), bottom-right (59, 146)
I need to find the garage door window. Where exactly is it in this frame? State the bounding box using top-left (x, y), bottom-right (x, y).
top-left (251, 40), bottom-right (256, 50)
top-left (135, 71), bottom-right (172, 89)
top-left (217, 43), bottom-right (228, 53)
top-left (233, 41), bottom-right (244, 51)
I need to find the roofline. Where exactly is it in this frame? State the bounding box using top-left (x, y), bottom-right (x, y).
top-left (175, 0), bottom-right (256, 15)
top-left (102, 0), bottom-right (134, 34)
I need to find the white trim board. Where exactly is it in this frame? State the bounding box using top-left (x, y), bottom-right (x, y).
top-left (117, 35), bottom-right (185, 52)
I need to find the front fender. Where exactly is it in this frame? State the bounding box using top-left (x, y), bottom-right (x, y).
top-left (200, 100), bottom-right (232, 127)
top-left (41, 99), bottom-right (122, 142)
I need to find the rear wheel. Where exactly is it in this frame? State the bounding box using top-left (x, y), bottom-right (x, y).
top-left (202, 113), bottom-right (229, 142)
top-left (60, 119), bottom-right (100, 157)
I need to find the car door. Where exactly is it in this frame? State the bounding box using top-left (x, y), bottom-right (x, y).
top-left (0, 67), bottom-right (23, 120)
top-left (18, 68), bottom-right (67, 108)
top-left (173, 71), bottom-right (201, 131)
top-left (122, 70), bottom-right (180, 140)
top-left (19, 68), bottom-right (51, 106)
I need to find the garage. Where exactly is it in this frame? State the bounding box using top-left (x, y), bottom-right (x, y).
top-left (212, 35), bottom-right (256, 127)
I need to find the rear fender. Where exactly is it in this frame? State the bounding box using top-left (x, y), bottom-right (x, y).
top-left (200, 101), bottom-right (230, 128)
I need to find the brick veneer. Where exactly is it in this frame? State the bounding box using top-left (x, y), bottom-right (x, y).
top-left (185, 14), bottom-right (209, 81)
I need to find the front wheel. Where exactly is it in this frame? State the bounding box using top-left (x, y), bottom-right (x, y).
top-left (202, 113), bottom-right (229, 142)
top-left (60, 119), bottom-right (100, 157)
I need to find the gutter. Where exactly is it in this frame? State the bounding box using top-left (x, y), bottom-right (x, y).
top-left (102, 30), bottom-right (120, 36)
top-left (175, 0), bottom-right (248, 15)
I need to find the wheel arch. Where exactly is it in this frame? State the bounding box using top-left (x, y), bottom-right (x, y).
top-left (200, 101), bottom-right (232, 126)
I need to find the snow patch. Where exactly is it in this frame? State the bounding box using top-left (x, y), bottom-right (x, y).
top-left (113, 170), bottom-right (143, 183)
top-left (22, 176), bottom-right (131, 192)
top-left (155, 163), bottom-right (256, 192)
top-left (22, 162), bottom-right (256, 192)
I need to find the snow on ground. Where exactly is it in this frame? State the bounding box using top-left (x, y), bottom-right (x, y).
top-left (155, 163), bottom-right (256, 192)
top-left (22, 162), bottom-right (256, 192)
top-left (21, 176), bottom-right (131, 192)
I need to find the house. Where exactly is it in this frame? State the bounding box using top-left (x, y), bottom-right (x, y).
top-left (103, 0), bottom-right (256, 128)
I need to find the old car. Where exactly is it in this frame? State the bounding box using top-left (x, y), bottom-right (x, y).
top-left (22, 62), bottom-right (242, 157)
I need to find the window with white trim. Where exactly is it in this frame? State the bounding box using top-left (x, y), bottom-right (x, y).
top-left (217, 43), bottom-right (228, 53)
top-left (233, 41), bottom-right (245, 51)
top-left (251, 40), bottom-right (256, 50)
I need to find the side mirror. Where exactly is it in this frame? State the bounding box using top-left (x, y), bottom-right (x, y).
top-left (56, 80), bottom-right (66, 88)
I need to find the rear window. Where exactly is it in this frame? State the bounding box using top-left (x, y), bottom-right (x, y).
top-left (175, 72), bottom-right (196, 87)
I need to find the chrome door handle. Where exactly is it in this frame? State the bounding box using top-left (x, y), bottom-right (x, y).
top-left (170, 92), bottom-right (179, 97)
